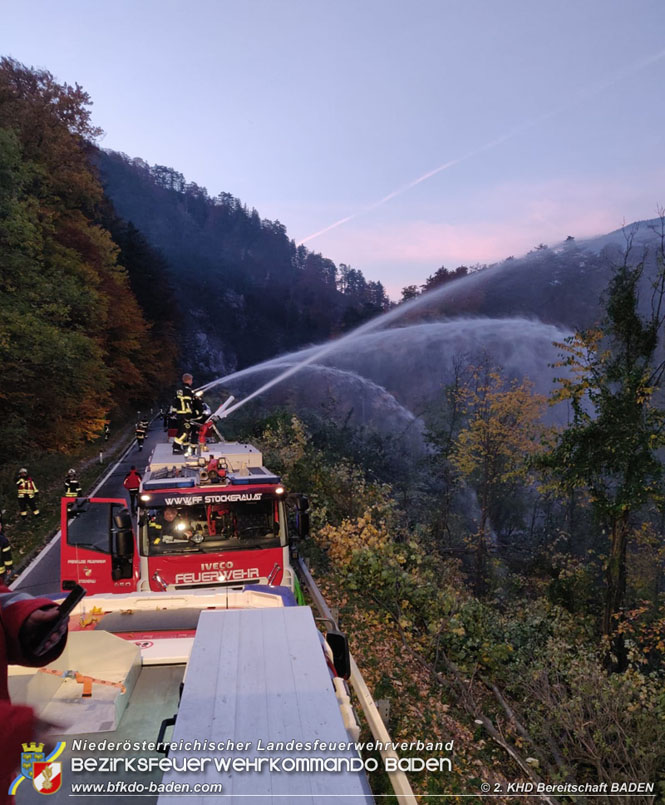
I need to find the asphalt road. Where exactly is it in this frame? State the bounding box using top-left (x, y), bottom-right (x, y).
top-left (13, 419), bottom-right (165, 598)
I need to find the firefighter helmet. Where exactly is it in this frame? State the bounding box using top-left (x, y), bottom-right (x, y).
top-left (18, 468), bottom-right (28, 475)
top-left (67, 468), bottom-right (77, 477)
top-left (182, 373), bottom-right (193, 385)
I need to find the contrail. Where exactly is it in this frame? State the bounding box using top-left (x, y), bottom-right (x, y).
top-left (298, 127), bottom-right (541, 244)
top-left (297, 47), bottom-right (665, 247)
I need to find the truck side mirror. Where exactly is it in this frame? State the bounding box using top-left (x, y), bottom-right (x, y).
top-left (114, 510), bottom-right (133, 531)
top-left (116, 529), bottom-right (134, 558)
top-left (111, 507), bottom-right (134, 579)
top-left (326, 630), bottom-right (350, 680)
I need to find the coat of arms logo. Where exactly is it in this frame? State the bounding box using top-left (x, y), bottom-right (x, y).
top-left (9, 741), bottom-right (66, 797)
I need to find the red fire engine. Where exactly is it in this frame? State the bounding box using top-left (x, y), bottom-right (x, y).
top-left (60, 438), bottom-right (309, 594)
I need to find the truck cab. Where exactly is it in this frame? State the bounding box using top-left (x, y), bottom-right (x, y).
top-left (61, 441), bottom-right (308, 595)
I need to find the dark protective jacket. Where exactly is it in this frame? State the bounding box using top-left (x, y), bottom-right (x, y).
top-left (190, 393), bottom-right (205, 420)
top-left (0, 530), bottom-right (12, 575)
top-left (148, 512), bottom-right (194, 544)
top-left (172, 383), bottom-right (194, 416)
top-left (64, 477), bottom-right (82, 497)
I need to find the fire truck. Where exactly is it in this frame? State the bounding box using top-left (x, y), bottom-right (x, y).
top-left (13, 418), bottom-right (410, 804)
top-left (60, 434), bottom-right (309, 595)
top-left (17, 429), bottom-right (379, 803)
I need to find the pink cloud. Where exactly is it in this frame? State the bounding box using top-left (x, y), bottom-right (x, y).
top-left (317, 175), bottom-right (665, 280)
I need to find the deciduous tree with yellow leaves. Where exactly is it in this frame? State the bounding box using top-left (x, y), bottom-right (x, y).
top-left (450, 360), bottom-right (547, 593)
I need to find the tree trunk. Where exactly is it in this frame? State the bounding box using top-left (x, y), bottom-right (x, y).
top-left (475, 500), bottom-right (489, 596)
top-left (603, 512), bottom-right (628, 672)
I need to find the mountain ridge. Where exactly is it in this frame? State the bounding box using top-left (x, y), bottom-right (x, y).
top-left (95, 149), bottom-right (391, 380)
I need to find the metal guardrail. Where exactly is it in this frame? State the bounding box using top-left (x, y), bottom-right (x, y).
top-left (297, 556), bottom-right (418, 805)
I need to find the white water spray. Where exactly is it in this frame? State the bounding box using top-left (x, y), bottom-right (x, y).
top-left (199, 269), bottom-right (493, 414)
top-left (213, 360), bottom-right (424, 441)
top-left (201, 267), bottom-right (572, 423)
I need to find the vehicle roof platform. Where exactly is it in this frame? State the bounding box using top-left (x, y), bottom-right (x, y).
top-left (158, 607), bottom-right (374, 804)
top-left (148, 442), bottom-right (263, 473)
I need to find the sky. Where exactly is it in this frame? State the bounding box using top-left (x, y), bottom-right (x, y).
top-left (3, 0), bottom-right (665, 298)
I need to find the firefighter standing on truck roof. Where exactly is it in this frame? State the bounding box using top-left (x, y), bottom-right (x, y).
top-left (15, 469), bottom-right (39, 518)
top-left (171, 373), bottom-right (195, 454)
top-left (64, 469), bottom-right (82, 498)
top-left (186, 390), bottom-right (207, 454)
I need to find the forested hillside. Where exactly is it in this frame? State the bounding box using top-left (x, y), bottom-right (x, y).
top-left (97, 150), bottom-right (390, 377)
top-left (0, 57), bottom-right (179, 459)
top-left (397, 228), bottom-right (665, 336)
top-left (0, 57), bottom-right (387, 459)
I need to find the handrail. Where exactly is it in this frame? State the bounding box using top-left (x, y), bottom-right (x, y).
top-left (297, 557), bottom-right (418, 805)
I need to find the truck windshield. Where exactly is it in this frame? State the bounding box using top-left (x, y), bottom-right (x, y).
top-left (141, 499), bottom-right (283, 556)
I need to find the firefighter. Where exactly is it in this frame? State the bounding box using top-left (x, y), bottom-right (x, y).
top-left (148, 507), bottom-right (195, 546)
top-left (0, 521), bottom-right (14, 583)
top-left (123, 466), bottom-right (142, 515)
top-left (171, 373), bottom-right (195, 454)
top-left (16, 469), bottom-right (39, 518)
top-left (135, 421), bottom-right (147, 451)
top-left (64, 469), bottom-right (82, 498)
top-left (103, 423), bottom-right (110, 441)
top-left (185, 391), bottom-right (207, 454)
